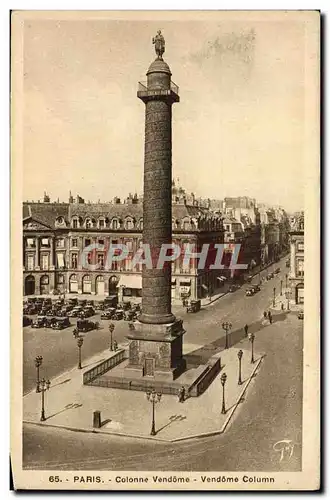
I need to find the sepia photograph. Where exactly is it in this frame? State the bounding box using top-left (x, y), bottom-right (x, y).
top-left (11, 9), bottom-right (320, 491)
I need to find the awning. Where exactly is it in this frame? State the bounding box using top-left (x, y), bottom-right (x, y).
top-left (179, 279), bottom-right (191, 286)
top-left (116, 275), bottom-right (142, 289)
top-left (217, 276), bottom-right (227, 281)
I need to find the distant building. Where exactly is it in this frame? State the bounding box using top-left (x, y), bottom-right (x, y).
top-left (288, 213), bottom-right (304, 305)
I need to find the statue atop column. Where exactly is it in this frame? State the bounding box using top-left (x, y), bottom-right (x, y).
top-left (152, 30), bottom-right (165, 60)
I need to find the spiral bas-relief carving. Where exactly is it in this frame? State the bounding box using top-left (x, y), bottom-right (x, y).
top-left (140, 98), bottom-right (174, 323)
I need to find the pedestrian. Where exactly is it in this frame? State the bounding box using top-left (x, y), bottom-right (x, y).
top-left (263, 311), bottom-right (267, 319)
top-left (268, 311), bottom-right (273, 324)
top-left (244, 324), bottom-right (249, 337)
top-left (281, 302), bottom-right (284, 311)
top-left (178, 386), bottom-right (185, 403)
top-left (113, 340), bottom-right (118, 351)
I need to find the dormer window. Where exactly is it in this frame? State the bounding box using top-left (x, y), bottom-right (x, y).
top-left (72, 218), bottom-right (79, 229)
top-left (111, 219), bottom-right (118, 230)
top-left (139, 219), bottom-right (143, 230)
top-left (125, 218), bottom-right (134, 230)
top-left (57, 216), bottom-right (64, 224)
top-left (55, 216), bottom-right (66, 227)
top-left (85, 218), bottom-right (92, 229)
top-left (99, 218), bottom-right (105, 229)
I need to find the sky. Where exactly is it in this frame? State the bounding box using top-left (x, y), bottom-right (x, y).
top-left (21, 13), bottom-right (310, 211)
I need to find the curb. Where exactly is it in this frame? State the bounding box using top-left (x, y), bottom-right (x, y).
top-left (170, 355), bottom-right (263, 442)
top-left (24, 355), bottom-right (264, 444)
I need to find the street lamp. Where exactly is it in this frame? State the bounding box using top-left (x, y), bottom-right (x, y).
top-left (221, 372), bottom-right (227, 414)
top-left (77, 336), bottom-right (84, 369)
top-left (38, 377), bottom-right (51, 421)
top-left (222, 321), bottom-right (232, 350)
top-left (109, 322), bottom-right (115, 351)
top-left (237, 350), bottom-right (243, 385)
top-left (248, 333), bottom-right (255, 364)
top-left (34, 355), bottom-right (43, 393)
top-left (273, 287), bottom-right (276, 307)
top-left (146, 389), bottom-right (162, 436)
top-left (285, 290), bottom-right (292, 311)
top-left (280, 280), bottom-right (283, 296)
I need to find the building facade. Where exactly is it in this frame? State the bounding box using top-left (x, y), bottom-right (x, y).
top-left (288, 213), bottom-right (304, 305)
top-left (23, 191), bottom-right (224, 301)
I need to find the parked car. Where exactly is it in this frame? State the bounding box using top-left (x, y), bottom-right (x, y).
top-left (101, 309), bottom-right (115, 320)
top-left (45, 317), bottom-right (58, 328)
top-left (76, 319), bottom-right (99, 333)
top-left (78, 307), bottom-right (95, 319)
top-left (112, 310), bottom-right (124, 321)
top-left (52, 317), bottom-right (71, 330)
top-left (266, 273), bottom-right (274, 281)
top-left (274, 267), bottom-right (281, 274)
top-left (186, 299), bottom-right (202, 313)
top-left (251, 285), bottom-right (261, 293)
top-left (298, 311), bottom-right (304, 320)
top-left (245, 288), bottom-right (255, 297)
top-left (23, 315), bottom-right (32, 327)
top-left (78, 299), bottom-right (87, 307)
top-left (104, 295), bottom-right (118, 308)
top-left (122, 302), bottom-right (131, 311)
top-left (68, 298), bottom-right (78, 307)
top-left (86, 300), bottom-right (94, 306)
top-left (68, 306), bottom-right (83, 317)
top-left (31, 316), bottom-right (47, 328)
top-left (228, 285), bottom-right (240, 293)
top-left (95, 302), bottom-right (105, 311)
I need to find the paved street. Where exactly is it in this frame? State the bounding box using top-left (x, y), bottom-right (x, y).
top-left (23, 256), bottom-right (303, 471)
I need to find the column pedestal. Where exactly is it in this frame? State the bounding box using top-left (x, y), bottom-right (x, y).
top-left (126, 320), bottom-right (186, 381)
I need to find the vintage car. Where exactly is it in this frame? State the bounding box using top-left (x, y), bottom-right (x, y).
top-left (298, 311), bottom-right (304, 320)
top-left (31, 316), bottom-right (47, 328)
top-left (23, 315), bottom-right (32, 327)
top-left (27, 297), bottom-right (36, 304)
top-left (78, 307), bottom-right (95, 319)
top-left (68, 298), bottom-right (78, 306)
top-left (186, 299), bottom-right (201, 313)
top-left (266, 273), bottom-right (274, 281)
top-left (104, 295), bottom-right (118, 308)
top-left (124, 310), bottom-right (137, 321)
top-left (58, 305), bottom-right (73, 316)
top-left (78, 299), bottom-right (87, 307)
top-left (251, 285), bottom-right (261, 293)
top-left (246, 275), bottom-right (254, 283)
top-left (228, 284), bottom-right (240, 293)
top-left (101, 308), bottom-right (116, 320)
top-left (94, 301), bottom-right (105, 311)
top-left (77, 319), bottom-right (99, 333)
top-left (52, 317), bottom-right (71, 330)
top-left (68, 306), bottom-right (83, 317)
top-left (45, 317), bottom-right (58, 328)
top-left (121, 302), bottom-right (132, 311)
top-left (245, 288), bottom-right (255, 297)
top-left (274, 267), bottom-right (281, 274)
top-left (86, 300), bottom-right (94, 306)
top-left (112, 309), bottom-right (124, 321)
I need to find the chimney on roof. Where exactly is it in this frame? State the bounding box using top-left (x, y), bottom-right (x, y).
top-left (114, 196), bottom-right (121, 204)
top-left (43, 191), bottom-right (50, 203)
top-left (69, 191), bottom-right (74, 204)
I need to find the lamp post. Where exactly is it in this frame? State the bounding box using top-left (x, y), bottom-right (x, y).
top-left (285, 290), bottom-right (292, 311)
top-left (280, 280), bottom-right (283, 296)
top-left (34, 355), bottom-right (43, 393)
top-left (38, 377), bottom-right (51, 421)
top-left (258, 270), bottom-right (261, 285)
top-left (248, 332), bottom-right (255, 364)
top-left (273, 287), bottom-right (276, 307)
top-left (237, 350), bottom-right (243, 385)
top-left (285, 273), bottom-right (288, 289)
top-left (146, 389), bottom-right (162, 436)
top-left (221, 372), bottom-right (227, 414)
top-left (77, 336), bottom-right (84, 369)
top-left (222, 321), bottom-right (232, 350)
top-left (109, 322), bottom-right (115, 351)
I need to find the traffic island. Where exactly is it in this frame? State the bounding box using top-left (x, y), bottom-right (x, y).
top-left (23, 345), bottom-right (264, 442)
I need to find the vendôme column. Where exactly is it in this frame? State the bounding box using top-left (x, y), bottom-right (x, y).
top-left (137, 31), bottom-right (179, 325)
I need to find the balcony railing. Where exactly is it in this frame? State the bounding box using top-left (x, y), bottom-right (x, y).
top-left (138, 80), bottom-right (179, 96)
